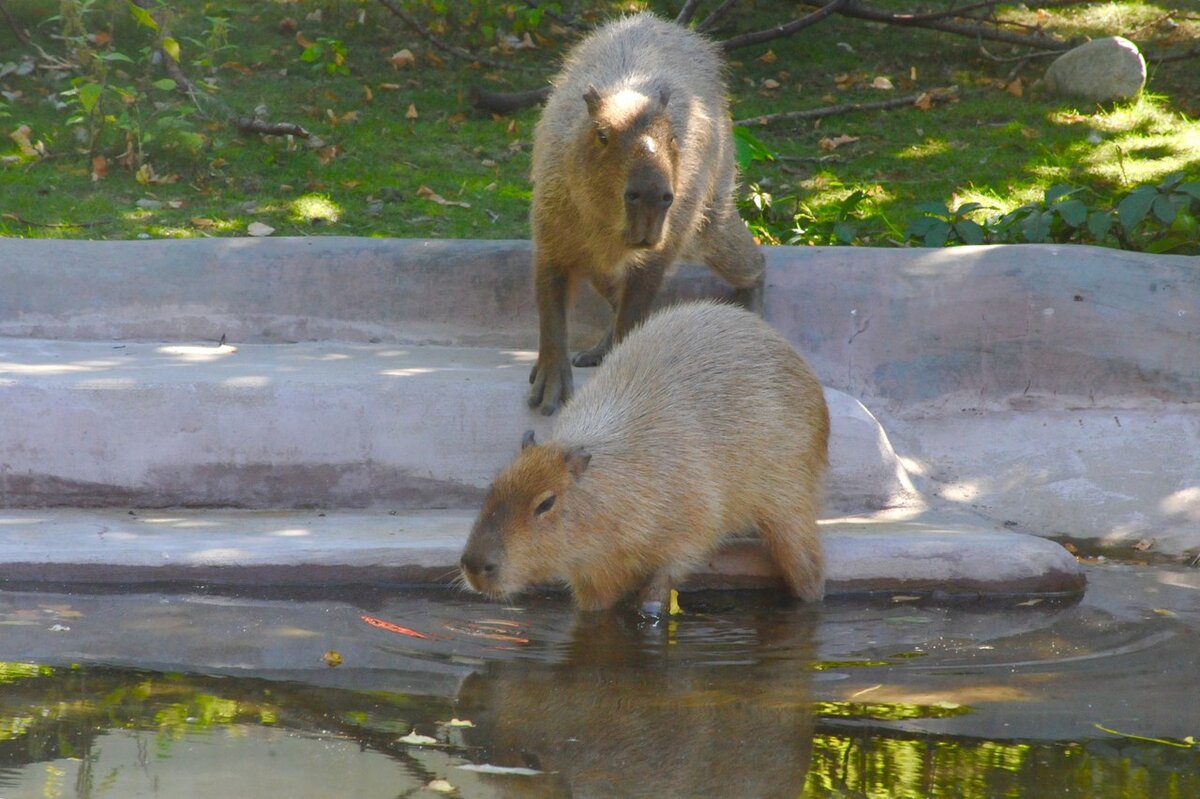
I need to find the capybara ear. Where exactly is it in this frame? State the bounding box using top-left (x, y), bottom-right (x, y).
top-left (564, 447), bottom-right (592, 478)
top-left (657, 86), bottom-right (671, 109)
top-left (583, 85), bottom-right (602, 117)
top-left (521, 429), bottom-right (537, 450)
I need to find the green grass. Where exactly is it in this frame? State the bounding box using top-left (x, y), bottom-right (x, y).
top-left (1, 0), bottom-right (1197, 244)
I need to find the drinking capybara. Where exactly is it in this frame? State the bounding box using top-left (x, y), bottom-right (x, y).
top-left (462, 301), bottom-right (828, 612)
top-left (527, 12), bottom-right (765, 415)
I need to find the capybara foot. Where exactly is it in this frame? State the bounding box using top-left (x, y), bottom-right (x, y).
top-left (528, 356), bottom-right (574, 415)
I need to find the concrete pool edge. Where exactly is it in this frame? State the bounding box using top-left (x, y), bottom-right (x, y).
top-left (0, 508), bottom-right (1085, 598)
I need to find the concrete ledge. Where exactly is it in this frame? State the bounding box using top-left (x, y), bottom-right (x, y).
top-left (0, 509), bottom-right (1084, 597)
top-left (0, 339), bottom-right (917, 512)
top-left (2, 238), bottom-right (1196, 406)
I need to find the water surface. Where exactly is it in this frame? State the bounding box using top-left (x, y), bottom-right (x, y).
top-left (0, 562), bottom-right (1197, 798)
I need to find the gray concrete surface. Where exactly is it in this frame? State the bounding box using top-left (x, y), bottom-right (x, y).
top-left (0, 339), bottom-right (916, 512)
top-left (1, 236), bottom-right (1196, 592)
top-left (0, 508), bottom-right (1083, 596)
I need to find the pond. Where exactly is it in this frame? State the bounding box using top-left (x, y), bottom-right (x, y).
top-left (0, 561), bottom-right (1197, 798)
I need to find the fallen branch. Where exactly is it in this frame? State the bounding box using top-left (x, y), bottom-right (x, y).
top-left (734, 86), bottom-right (959, 127)
top-left (722, 0), bottom-right (852, 51)
top-left (2, 212), bottom-right (103, 228)
top-left (0, 0), bottom-right (31, 47)
top-left (132, 1), bottom-right (310, 139)
top-left (675, 0), bottom-right (705, 26)
top-left (832, 1), bottom-right (1073, 51)
top-left (697, 0), bottom-right (739, 33)
top-left (470, 84), bottom-right (551, 115)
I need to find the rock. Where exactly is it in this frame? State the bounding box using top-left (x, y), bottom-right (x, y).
top-left (1043, 37), bottom-right (1146, 102)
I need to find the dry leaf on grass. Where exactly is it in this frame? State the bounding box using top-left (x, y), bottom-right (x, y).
top-left (389, 48), bottom-right (415, 68)
top-left (247, 222), bottom-right (275, 237)
top-left (818, 134), bottom-right (860, 152)
top-left (871, 76), bottom-right (894, 90)
top-left (417, 185), bottom-right (471, 208)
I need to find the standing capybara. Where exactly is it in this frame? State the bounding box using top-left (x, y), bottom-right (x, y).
top-left (527, 12), bottom-right (765, 415)
top-left (462, 301), bottom-right (828, 612)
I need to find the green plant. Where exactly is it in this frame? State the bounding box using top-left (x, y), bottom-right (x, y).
top-left (904, 200), bottom-right (986, 247)
top-left (989, 184), bottom-right (1099, 245)
top-left (1115, 171), bottom-right (1200, 253)
top-left (300, 37), bottom-right (350, 76)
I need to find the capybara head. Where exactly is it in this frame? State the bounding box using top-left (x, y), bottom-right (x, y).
top-left (580, 84), bottom-right (679, 248)
top-left (460, 430), bottom-right (591, 599)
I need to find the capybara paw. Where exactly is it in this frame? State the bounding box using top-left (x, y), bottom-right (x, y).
top-left (572, 348), bottom-right (605, 368)
top-left (528, 363), bottom-right (572, 415)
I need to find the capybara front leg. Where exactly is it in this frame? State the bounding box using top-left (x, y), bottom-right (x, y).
top-left (759, 513), bottom-right (824, 602)
top-left (635, 569), bottom-right (674, 619)
top-left (612, 257), bottom-right (670, 348)
top-left (528, 262), bottom-right (574, 415)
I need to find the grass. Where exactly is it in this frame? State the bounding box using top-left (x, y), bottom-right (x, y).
top-left (0, 0), bottom-right (1197, 244)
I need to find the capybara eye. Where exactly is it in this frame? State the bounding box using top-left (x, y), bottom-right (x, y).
top-left (534, 494), bottom-right (557, 516)
top-left (596, 128), bottom-right (608, 146)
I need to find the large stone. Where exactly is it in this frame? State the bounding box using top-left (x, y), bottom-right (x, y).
top-left (1043, 36), bottom-right (1146, 102)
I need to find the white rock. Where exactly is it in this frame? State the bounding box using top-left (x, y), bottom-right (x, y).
top-left (1044, 36), bottom-right (1146, 102)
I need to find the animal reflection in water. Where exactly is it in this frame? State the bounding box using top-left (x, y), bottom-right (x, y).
top-left (455, 605), bottom-right (817, 798)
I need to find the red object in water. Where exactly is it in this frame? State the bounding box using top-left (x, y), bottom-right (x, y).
top-left (360, 614), bottom-right (430, 639)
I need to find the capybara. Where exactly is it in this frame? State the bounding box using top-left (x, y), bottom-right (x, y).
top-left (462, 301), bottom-right (828, 612)
top-left (527, 12), bottom-right (765, 415)
top-left (454, 611), bottom-right (817, 798)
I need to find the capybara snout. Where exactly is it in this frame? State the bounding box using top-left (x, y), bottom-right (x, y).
top-left (623, 167), bottom-right (675, 247)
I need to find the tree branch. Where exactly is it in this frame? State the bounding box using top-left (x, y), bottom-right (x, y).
top-left (676, 0), bottom-right (704, 26)
top-left (697, 0), bottom-right (740, 34)
top-left (734, 86), bottom-right (959, 127)
top-left (721, 0), bottom-right (852, 51)
top-left (133, 0), bottom-right (310, 139)
top-left (833, 1), bottom-right (1073, 51)
top-left (0, 0), bottom-right (32, 47)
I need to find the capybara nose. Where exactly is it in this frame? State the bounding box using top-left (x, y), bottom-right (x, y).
top-left (460, 552), bottom-right (497, 579)
top-left (624, 189), bottom-right (673, 209)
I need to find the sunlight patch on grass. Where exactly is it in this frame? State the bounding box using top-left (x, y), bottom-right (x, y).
top-left (1083, 129), bottom-right (1200, 185)
top-left (897, 138), bottom-right (952, 160)
top-left (291, 194), bottom-right (342, 224)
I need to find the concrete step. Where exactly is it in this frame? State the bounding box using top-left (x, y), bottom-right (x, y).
top-left (0, 508), bottom-right (1084, 597)
top-left (0, 338), bottom-right (918, 513)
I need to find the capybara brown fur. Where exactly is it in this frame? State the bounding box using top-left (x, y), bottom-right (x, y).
top-left (527, 12), bottom-right (765, 415)
top-left (462, 301), bottom-right (829, 611)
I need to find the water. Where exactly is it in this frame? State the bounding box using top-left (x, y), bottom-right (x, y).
top-left (0, 562), bottom-right (1197, 798)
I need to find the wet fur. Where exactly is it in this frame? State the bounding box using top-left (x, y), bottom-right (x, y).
top-left (465, 301), bottom-right (829, 610)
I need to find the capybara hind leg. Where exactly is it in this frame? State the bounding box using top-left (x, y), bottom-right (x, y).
top-left (572, 327), bottom-right (613, 368)
top-left (759, 514), bottom-right (824, 602)
top-left (702, 206), bottom-right (766, 314)
top-left (572, 275), bottom-right (619, 368)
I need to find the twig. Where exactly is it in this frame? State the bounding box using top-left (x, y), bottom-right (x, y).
top-left (734, 86), bottom-right (959, 127)
top-left (375, 0), bottom-right (533, 72)
top-left (722, 0), bottom-right (852, 51)
top-left (697, 0), bottom-right (739, 34)
top-left (1147, 43), bottom-right (1200, 64)
top-left (2, 212), bottom-right (103, 228)
top-left (470, 84), bottom-right (551, 114)
top-left (133, 1), bottom-right (310, 139)
top-left (0, 0), bottom-right (32, 47)
top-left (676, 0), bottom-right (705, 26)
